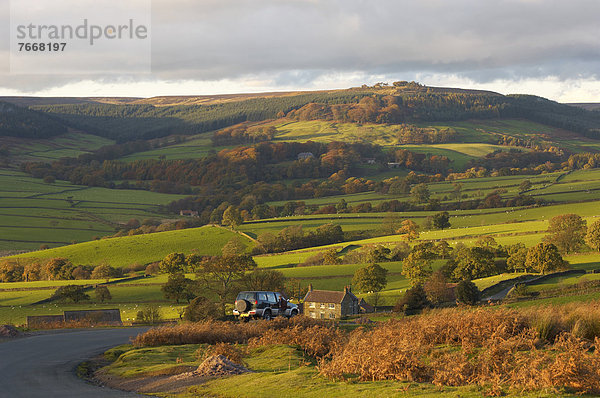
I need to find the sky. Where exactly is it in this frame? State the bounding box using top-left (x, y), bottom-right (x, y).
top-left (0, 0), bottom-right (599, 102)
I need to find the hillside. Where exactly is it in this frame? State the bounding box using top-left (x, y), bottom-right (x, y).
top-left (1, 83), bottom-right (595, 142)
top-left (0, 101), bottom-right (68, 139)
top-left (10, 225), bottom-right (253, 267)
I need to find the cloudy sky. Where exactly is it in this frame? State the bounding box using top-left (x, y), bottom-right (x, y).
top-left (1, 0), bottom-right (599, 102)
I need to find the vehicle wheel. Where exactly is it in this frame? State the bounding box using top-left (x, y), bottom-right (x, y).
top-left (289, 309), bottom-right (298, 318)
top-left (263, 310), bottom-right (272, 320)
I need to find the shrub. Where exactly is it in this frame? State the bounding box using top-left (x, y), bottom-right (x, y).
top-left (145, 262), bottom-right (161, 275)
top-left (91, 264), bottom-right (120, 280)
top-left (52, 285), bottom-right (90, 303)
top-left (394, 285), bottom-right (429, 315)
top-left (71, 265), bottom-right (92, 280)
top-left (455, 280), bottom-right (480, 305)
top-left (184, 296), bottom-right (221, 322)
top-left (423, 270), bottom-right (454, 305)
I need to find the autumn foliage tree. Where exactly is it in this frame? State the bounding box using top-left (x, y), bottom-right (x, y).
top-left (397, 219), bottom-right (420, 241)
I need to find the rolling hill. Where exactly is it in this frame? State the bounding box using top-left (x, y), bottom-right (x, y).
top-left (10, 225), bottom-right (253, 268)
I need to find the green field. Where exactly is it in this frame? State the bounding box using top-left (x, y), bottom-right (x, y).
top-left (1, 132), bottom-right (114, 163)
top-left (119, 132), bottom-right (230, 161)
top-left (0, 169), bottom-right (188, 251)
top-left (9, 225), bottom-right (252, 268)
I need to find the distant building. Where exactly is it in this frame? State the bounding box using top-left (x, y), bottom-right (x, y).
top-left (302, 285), bottom-right (359, 319)
top-left (358, 298), bottom-right (374, 313)
top-left (179, 210), bottom-right (199, 217)
top-left (364, 158), bottom-right (376, 165)
top-left (297, 152), bottom-right (314, 160)
top-left (387, 162), bottom-right (401, 168)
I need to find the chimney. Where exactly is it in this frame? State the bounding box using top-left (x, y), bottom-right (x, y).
top-left (344, 285), bottom-right (348, 293)
top-left (308, 283), bottom-right (313, 292)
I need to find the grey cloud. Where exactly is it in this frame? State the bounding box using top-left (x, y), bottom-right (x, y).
top-left (1, 0), bottom-right (599, 93)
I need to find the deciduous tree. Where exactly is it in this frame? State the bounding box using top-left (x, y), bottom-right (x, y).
top-left (353, 263), bottom-right (388, 293)
top-left (586, 219), bottom-right (600, 252)
top-left (397, 219), bottom-right (420, 241)
top-left (52, 285), bottom-right (90, 303)
top-left (160, 252), bottom-right (187, 275)
top-left (455, 280), bottom-right (481, 305)
top-left (222, 205), bottom-right (243, 227)
top-left (161, 272), bottom-right (197, 303)
top-left (452, 247), bottom-right (496, 281)
top-left (195, 255), bottom-right (257, 313)
top-left (507, 245), bottom-right (530, 273)
top-left (432, 211), bottom-right (451, 230)
top-left (543, 214), bottom-right (587, 253)
top-left (241, 269), bottom-right (286, 292)
top-left (410, 183), bottom-right (430, 204)
top-left (402, 250), bottom-right (433, 286)
top-left (95, 286), bottom-right (112, 303)
top-left (525, 243), bottom-right (567, 274)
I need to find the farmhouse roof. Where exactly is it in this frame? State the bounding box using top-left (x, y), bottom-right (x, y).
top-left (303, 285), bottom-right (358, 304)
top-left (359, 298), bottom-right (374, 312)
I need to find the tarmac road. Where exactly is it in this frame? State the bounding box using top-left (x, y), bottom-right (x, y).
top-left (0, 328), bottom-right (149, 398)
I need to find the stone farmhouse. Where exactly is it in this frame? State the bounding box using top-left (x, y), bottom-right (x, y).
top-left (303, 284), bottom-right (359, 319)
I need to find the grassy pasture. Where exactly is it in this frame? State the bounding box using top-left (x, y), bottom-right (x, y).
top-left (1, 132), bottom-right (114, 163)
top-left (119, 133), bottom-right (232, 161)
top-left (271, 120), bottom-right (526, 171)
top-left (0, 302), bottom-right (184, 326)
top-left (243, 199), bottom-right (600, 240)
top-left (266, 172), bottom-right (563, 210)
top-left (0, 170), bottom-right (188, 251)
top-left (9, 225), bottom-right (252, 268)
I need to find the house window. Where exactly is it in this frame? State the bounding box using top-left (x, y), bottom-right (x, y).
top-left (309, 302), bottom-right (316, 308)
top-left (329, 313), bottom-right (335, 319)
top-left (309, 312), bottom-right (316, 318)
top-left (320, 312), bottom-right (325, 319)
top-left (328, 303), bottom-right (335, 309)
top-left (320, 303), bottom-right (325, 308)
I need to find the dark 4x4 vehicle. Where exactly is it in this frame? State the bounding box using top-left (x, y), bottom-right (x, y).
top-left (233, 291), bottom-right (298, 321)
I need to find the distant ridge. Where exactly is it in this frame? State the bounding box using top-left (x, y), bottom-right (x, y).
top-left (0, 85), bottom-right (502, 108)
top-left (569, 103), bottom-right (600, 111)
